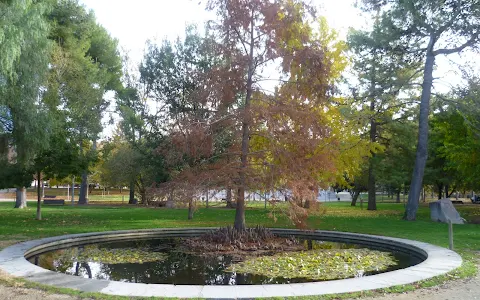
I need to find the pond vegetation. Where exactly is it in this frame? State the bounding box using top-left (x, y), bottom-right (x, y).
top-left (55, 245), bottom-right (168, 265)
top-left (227, 248), bottom-right (397, 280)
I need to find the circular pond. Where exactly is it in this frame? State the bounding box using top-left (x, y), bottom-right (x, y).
top-left (0, 228), bottom-right (463, 298)
top-left (26, 237), bottom-right (422, 285)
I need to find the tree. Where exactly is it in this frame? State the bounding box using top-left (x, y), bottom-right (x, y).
top-left (0, 161), bottom-right (33, 208)
top-left (32, 130), bottom-right (86, 220)
top-left (139, 26), bottom-right (224, 213)
top-left (117, 50), bottom-right (153, 204)
top-left (98, 134), bottom-right (166, 205)
top-left (347, 13), bottom-right (422, 210)
top-left (425, 86), bottom-right (480, 195)
top-left (0, 0), bottom-right (53, 208)
top-left (376, 119), bottom-right (417, 203)
top-left (447, 78), bottom-right (480, 191)
top-left (164, 0), bottom-right (370, 230)
top-left (201, 0), bottom-right (335, 230)
top-left (138, 2), bottom-right (369, 228)
top-left (45, 0), bottom-right (122, 205)
top-left (360, 0), bottom-right (480, 220)
top-left (0, 0), bottom-right (50, 83)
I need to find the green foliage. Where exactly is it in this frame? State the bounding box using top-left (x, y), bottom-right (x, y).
top-left (0, 0), bottom-right (122, 192)
top-left (0, 0), bottom-right (52, 167)
top-left (33, 130), bottom-right (87, 179)
top-left (139, 25), bottom-right (217, 122)
top-left (45, 0), bottom-right (122, 142)
top-left (376, 120), bottom-right (417, 194)
top-left (97, 136), bottom-right (169, 204)
top-left (346, 9), bottom-right (423, 209)
top-left (426, 106), bottom-right (480, 192)
top-left (0, 0), bottom-right (51, 81)
top-left (99, 140), bottom-right (143, 187)
top-left (0, 161), bottom-right (33, 188)
top-left (227, 248), bottom-right (397, 280)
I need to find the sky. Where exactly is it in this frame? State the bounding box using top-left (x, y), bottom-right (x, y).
top-left (79, 0), bottom-right (366, 138)
top-left (79, 0), bottom-right (365, 65)
top-left (78, 0), bottom-right (476, 138)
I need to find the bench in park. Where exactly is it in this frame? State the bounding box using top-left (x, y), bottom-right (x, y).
top-left (43, 195), bottom-right (65, 205)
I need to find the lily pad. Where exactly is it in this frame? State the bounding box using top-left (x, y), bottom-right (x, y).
top-left (226, 248), bottom-right (397, 280)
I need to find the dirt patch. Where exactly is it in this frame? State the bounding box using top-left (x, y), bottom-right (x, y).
top-left (0, 270), bottom-right (81, 300)
top-left (0, 240), bottom-right (25, 250)
top-left (0, 285), bottom-right (78, 300)
top-left (0, 235), bottom-right (29, 250)
top-left (362, 275), bottom-right (480, 300)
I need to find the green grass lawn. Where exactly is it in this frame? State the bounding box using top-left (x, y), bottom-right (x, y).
top-left (0, 201), bottom-right (479, 299)
top-left (1, 201), bottom-right (479, 251)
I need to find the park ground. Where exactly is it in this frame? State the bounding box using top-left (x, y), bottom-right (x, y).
top-left (0, 200), bottom-right (480, 299)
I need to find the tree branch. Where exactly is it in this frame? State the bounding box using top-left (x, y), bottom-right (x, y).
top-left (232, 27), bottom-right (250, 56)
top-left (433, 32), bottom-right (480, 56)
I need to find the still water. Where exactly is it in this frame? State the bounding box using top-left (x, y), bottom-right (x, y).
top-left (27, 238), bottom-right (422, 285)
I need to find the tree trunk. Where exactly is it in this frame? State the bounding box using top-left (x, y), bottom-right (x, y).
top-left (404, 40), bottom-right (436, 221)
top-left (36, 171), bottom-right (42, 220)
top-left (367, 157), bottom-right (376, 210)
top-left (226, 187), bottom-right (234, 208)
top-left (14, 187), bottom-right (27, 208)
top-left (445, 185), bottom-right (449, 199)
top-left (188, 198), bottom-right (194, 220)
top-left (437, 183), bottom-right (443, 200)
top-left (206, 190), bottom-right (209, 208)
top-left (128, 180), bottom-right (136, 204)
top-left (140, 189), bottom-right (146, 205)
top-left (368, 99), bottom-right (377, 210)
top-left (71, 176), bottom-right (75, 205)
top-left (235, 14), bottom-right (255, 232)
top-left (304, 198), bottom-right (311, 208)
top-left (78, 170), bottom-right (88, 205)
top-left (396, 190), bottom-right (401, 203)
top-left (79, 139), bottom-right (96, 205)
top-left (351, 190), bottom-right (360, 206)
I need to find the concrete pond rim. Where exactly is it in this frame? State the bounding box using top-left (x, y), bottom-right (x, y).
top-left (0, 228), bottom-right (462, 299)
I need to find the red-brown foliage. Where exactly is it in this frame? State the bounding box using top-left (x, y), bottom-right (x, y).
top-left (155, 0), bottom-right (338, 229)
